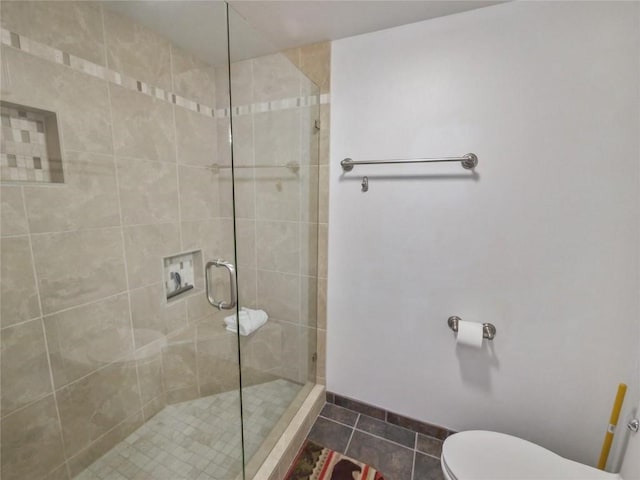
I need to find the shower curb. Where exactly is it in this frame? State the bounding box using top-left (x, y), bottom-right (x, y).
top-left (251, 384), bottom-right (325, 480)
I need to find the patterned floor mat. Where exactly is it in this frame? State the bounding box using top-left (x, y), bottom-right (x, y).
top-left (285, 440), bottom-right (385, 480)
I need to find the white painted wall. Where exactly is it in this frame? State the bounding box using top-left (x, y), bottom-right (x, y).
top-left (328, 1), bottom-right (639, 467)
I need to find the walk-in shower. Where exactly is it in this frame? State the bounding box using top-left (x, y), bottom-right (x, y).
top-left (0, 2), bottom-right (322, 479)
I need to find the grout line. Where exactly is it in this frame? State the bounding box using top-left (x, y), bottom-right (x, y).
top-left (418, 450), bottom-right (442, 461)
top-left (317, 414), bottom-right (357, 430)
top-left (168, 37), bottom-right (199, 398)
top-left (411, 431), bottom-right (418, 480)
top-left (101, 4), bottom-right (145, 419)
top-left (17, 184), bottom-right (72, 478)
top-left (21, 220), bottom-right (184, 239)
top-left (351, 426), bottom-right (416, 451)
top-left (344, 414), bottom-right (359, 454)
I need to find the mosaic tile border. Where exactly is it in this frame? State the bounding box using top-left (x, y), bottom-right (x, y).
top-left (326, 391), bottom-right (455, 440)
top-left (0, 27), bottom-right (329, 120)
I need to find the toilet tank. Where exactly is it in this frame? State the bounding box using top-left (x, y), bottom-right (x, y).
top-left (619, 404), bottom-right (640, 479)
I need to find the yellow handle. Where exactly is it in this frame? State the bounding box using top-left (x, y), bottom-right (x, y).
top-left (597, 383), bottom-right (627, 470)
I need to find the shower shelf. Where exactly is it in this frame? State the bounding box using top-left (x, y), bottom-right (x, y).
top-left (0, 101), bottom-right (64, 184)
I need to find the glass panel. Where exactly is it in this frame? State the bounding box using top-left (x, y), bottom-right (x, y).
top-left (227, 6), bottom-right (321, 477)
top-left (0, 2), bottom-right (244, 479)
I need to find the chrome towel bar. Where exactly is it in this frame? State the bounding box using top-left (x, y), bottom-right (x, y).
top-left (341, 153), bottom-right (478, 172)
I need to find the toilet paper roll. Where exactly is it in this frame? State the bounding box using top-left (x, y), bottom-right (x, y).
top-left (456, 320), bottom-right (484, 348)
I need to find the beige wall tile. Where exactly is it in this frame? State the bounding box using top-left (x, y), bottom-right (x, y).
top-left (66, 412), bottom-right (143, 477)
top-left (136, 342), bottom-right (165, 405)
top-left (219, 166), bottom-right (255, 219)
top-left (257, 270), bottom-right (300, 323)
top-left (0, 1), bottom-right (31, 36)
top-left (241, 321), bottom-right (282, 375)
top-left (103, 9), bottom-right (172, 90)
top-left (229, 115), bottom-right (254, 167)
top-left (0, 394), bottom-right (66, 480)
top-left (56, 360), bottom-right (140, 457)
top-left (318, 165), bottom-right (329, 223)
top-left (1, 47), bottom-right (113, 155)
top-left (1, 186), bottom-right (28, 237)
top-left (317, 278), bottom-right (327, 331)
top-left (254, 167), bottom-right (300, 221)
top-left (300, 105), bottom-right (320, 166)
top-left (142, 395), bottom-right (164, 421)
top-left (1, 236), bottom-right (40, 327)
top-left (175, 107), bottom-right (217, 167)
top-left (229, 60), bottom-right (253, 106)
top-left (218, 218), bottom-right (236, 261)
top-left (181, 219), bottom-right (224, 266)
top-left (318, 223), bottom-right (328, 279)
top-left (319, 104), bottom-right (331, 165)
top-left (216, 118), bottom-right (232, 167)
top-left (279, 322), bottom-right (306, 383)
top-left (44, 293), bottom-right (132, 389)
top-left (31, 228), bottom-right (127, 314)
top-left (238, 266), bottom-right (258, 309)
top-left (300, 222), bottom-right (318, 277)
top-left (1, 318), bottom-right (53, 415)
top-left (161, 336), bottom-right (197, 394)
top-left (256, 221), bottom-right (300, 274)
top-left (171, 45), bottom-right (217, 107)
top-left (197, 327), bottom-right (239, 395)
top-left (316, 328), bottom-right (326, 380)
top-left (235, 219), bottom-right (256, 268)
top-left (186, 293), bottom-right (220, 323)
top-left (24, 151), bottom-right (120, 234)
top-left (122, 223), bottom-right (181, 289)
top-left (110, 85), bottom-right (176, 163)
top-left (43, 464), bottom-right (69, 480)
top-left (116, 157), bottom-right (179, 226)
top-left (252, 53), bottom-right (301, 102)
top-left (165, 385), bottom-right (199, 404)
top-left (299, 42), bottom-right (331, 94)
top-left (29, 1), bottom-right (106, 66)
top-left (130, 283), bottom-right (187, 348)
top-left (214, 64), bottom-right (231, 109)
top-left (300, 276), bottom-right (317, 328)
top-left (254, 110), bottom-right (301, 167)
top-left (178, 165), bottom-right (220, 221)
top-left (300, 166), bottom-right (319, 223)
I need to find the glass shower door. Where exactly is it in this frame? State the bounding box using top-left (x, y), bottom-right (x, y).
top-left (0, 2), bottom-right (246, 479)
top-left (226, 7), bottom-right (321, 477)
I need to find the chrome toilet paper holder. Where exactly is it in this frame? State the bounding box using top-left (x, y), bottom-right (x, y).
top-left (448, 316), bottom-right (497, 340)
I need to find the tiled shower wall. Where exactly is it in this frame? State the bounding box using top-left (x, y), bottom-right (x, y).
top-left (286, 42), bottom-right (331, 387)
top-left (0, 2), bottom-right (327, 480)
top-left (220, 42), bottom-right (330, 388)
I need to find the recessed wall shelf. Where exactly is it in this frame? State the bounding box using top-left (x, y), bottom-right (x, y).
top-left (164, 251), bottom-right (203, 301)
top-left (0, 101), bottom-right (64, 184)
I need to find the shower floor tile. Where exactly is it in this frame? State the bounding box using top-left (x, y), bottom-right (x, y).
top-left (75, 379), bottom-right (301, 480)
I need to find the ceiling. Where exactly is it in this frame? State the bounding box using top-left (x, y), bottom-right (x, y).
top-left (228, 1), bottom-right (504, 51)
top-left (104, 1), bottom-right (504, 66)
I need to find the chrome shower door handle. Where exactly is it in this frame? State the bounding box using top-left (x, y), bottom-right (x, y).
top-left (205, 259), bottom-right (237, 310)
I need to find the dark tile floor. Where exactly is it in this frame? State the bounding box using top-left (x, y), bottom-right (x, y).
top-left (305, 403), bottom-right (444, 480)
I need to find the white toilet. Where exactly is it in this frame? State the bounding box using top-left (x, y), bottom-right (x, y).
top-left (441, 411), bottom-right (640, 479)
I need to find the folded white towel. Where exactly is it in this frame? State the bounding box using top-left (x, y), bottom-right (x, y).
top-left (224, 307), bottom-right (268, 336)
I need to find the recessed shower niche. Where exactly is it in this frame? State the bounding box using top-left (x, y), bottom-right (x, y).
top-left (164, 250), bottom-right (203, 300)
top-left (0, 101), bottom-right (64, 183)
